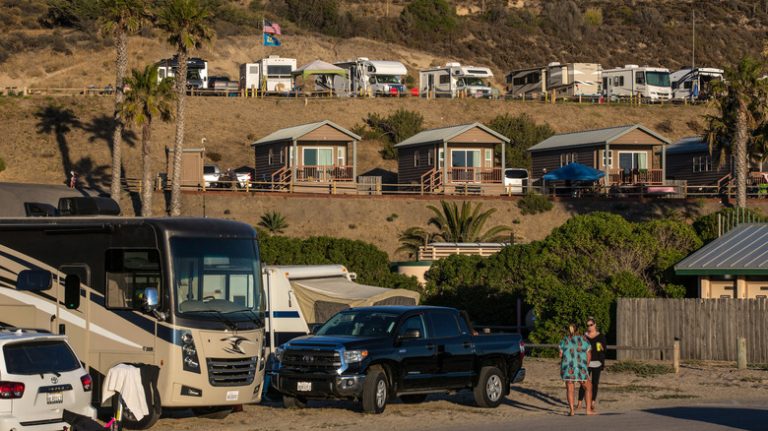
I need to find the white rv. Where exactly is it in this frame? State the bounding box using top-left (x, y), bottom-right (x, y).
top-left (505, 66), bottom-right (547, 98)
top-left (419, 62), bottom-right (494, 98)
top-left (602, 65), bottom-right (671, 101)
top-left (239, 56), bottom-right (297, 95)
top-left (156, 57), bottom-right (209, 89)
top-left (670, 67), bottom-right (724, 100)
top-left (546, 62), bottom-right (602, 97)
top-left (332, 58), bottom-right (408, 97)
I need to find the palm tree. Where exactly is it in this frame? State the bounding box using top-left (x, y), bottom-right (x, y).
top-left (98, 0), bottom-right (148, 201)
top-left (258, 211), bottom-right (289, 234)
top-left (156, 0), bottom-right (215, 216)
top-left (120, 65), bottom-right (175, 216)
top-left (396, 227), bottom-right (437, 259)
top-left (426, 201), bottom-right (512, 242)
top-left (705, 57), bottom-right (768, 208)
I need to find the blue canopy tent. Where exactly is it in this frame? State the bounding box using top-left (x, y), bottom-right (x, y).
top-left (542, 163), bottom-right (605, 182)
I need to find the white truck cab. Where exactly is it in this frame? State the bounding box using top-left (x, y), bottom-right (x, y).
top-left (0, 329), bottom-right (95, 431)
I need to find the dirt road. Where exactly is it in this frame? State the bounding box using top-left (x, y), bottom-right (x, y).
top-left (148, 358), bottom-right (767, 430)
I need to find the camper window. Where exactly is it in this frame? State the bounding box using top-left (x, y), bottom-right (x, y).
top-left (636, 73), bottom-right (645, 85)
top-left (267, 65), bottom-right (292, 77)
top-left (376, 75), bottom-right (401, 84)
top-left (105, 249), bottom-right (162, 310)
top-left (439, 75), bottom-right (450, 85)
top-left (684, 81), bottom-right (693, 89)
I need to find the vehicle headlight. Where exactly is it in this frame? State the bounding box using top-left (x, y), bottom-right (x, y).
top-left (274, 346), bottom-right (285, 362)
top-left (343, 349), bottom-right (368, 363)
top-left (181, 332), bottom-right (201, 373)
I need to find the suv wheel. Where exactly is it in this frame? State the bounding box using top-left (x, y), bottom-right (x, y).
top-left (283, 395), bottom-right (308, 409)
top-left (361, 366), bottom-right (388, 414)
top-left (473, 366), bottom-right (505, 408)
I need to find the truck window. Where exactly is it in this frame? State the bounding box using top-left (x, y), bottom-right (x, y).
top-left (398, 315), bottom-right (426, 339)
top-left (105, 249), bottom-right (162, 309)
top-left (429, 311), bottom-right (461, 338)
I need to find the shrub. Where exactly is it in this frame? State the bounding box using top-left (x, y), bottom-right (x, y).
top-left (258, 211), bottom-right (288, 234)
top-left (0, 156), bottom-right (5, 173)
top-left (363, 108), bottom-right (424, 159)
top-left (656, 119), bottom-right (674, 134)
top-left (693, 208), bottom-right (767, 244)
top-left (281, 0), bottom-right (339, 35)
top-left (488, 113), bottom-right (554, 170)
top-left (398, 0), bottom-right (457, 43)
top-left (583, 7), bottom-right (603, 27)
top-left (207, 151), bottom-right (222, 162)
top-left (517, 193), bottom-right (553, 215)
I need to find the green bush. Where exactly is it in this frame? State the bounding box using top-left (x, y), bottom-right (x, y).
top-left (583, 7), bottom-right (603, 27)
top-left (693, 208), bottom-right (767, 244)
top-left (0, 156), bottom-right (5, 173)
top-left (487, 113), bottom-right (554, 170)
top-left (362, 108), bottom-right (424, 160)
top-left (398, 0), bottom-right (457, 43)
top-left (517, 193), bottom-right (553, 215)
top-left (281, 0), bottom-right (339, 35)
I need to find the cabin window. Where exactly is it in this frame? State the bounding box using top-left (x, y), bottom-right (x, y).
top-left (438, 148), bottom-right (445, 168)
top-left (451, 149), bottom-right (481, 168)
top-left (280, 148), bottom-right (285, 164)
top-left (693, 155), bottom-right (712, 172)
top-left (105, 249), bottom-right (162, 310)
top-left (337, 147), bottom-right (346, 166)
top-left (439, 75), bottom-right (450, 84)
top-left (618, 151), bottom-right (648, 172)
top-left (560, 152), bottom-right (578, 166)
top-left (428, 150), bottom-right (434, 166)
top-left (268, 148), bottom-right (274, 165)
top-left (303, 147), bottom-right (333, 166)
top-left (414, 150), bottom-right (421, 167)
top-left (602, 150), bottom-right (613, 168)
top-left (485, 149), bottom-right (492, 167)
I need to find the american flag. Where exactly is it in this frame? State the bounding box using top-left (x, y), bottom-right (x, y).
top-left (263, 20), bottom-right (282, 35)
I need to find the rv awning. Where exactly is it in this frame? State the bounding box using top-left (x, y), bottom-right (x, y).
top-left (292, 60), bottom-right (347, 78)
top-left (542, 162), bottom-right (605, 182)
top-left (290, 277), bottom-right (421, 324)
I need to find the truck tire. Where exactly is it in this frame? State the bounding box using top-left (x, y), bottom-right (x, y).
top-left (112, 388), bottom-right (161, 430)
top-left (399, 394), bottom-right (427, 404)
top-left (473, 366), bottom-right (505, 408)
top-left (361, 366), bottom-right (388, 414)
top-left (283, 395), bottom-right (308, 409)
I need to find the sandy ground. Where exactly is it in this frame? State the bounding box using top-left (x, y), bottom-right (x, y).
top-left (147, 358), bottom-right (768, 431)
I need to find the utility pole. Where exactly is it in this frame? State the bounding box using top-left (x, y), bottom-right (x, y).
top-left (691, 9), bottom-right (695, 69)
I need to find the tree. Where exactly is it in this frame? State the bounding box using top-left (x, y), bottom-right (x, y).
top-left (120, 65), bottom-right (175, 216)
top-left (156, 0), bottom-right (216, 216)
top-left (427, 201), bottom-right (512, 242)
top-left (488, 113), bottom-right (554, 169)
top-left (704, 57), bottom-right (768, 208)
top-left (98, 0), bottom-right (149, 201)
top-left (399, 0), bottom-right (457, 43)
top-left (396, 226), bottom-right (437, 259)
top-left (258, 211), bottom-right (289, 234)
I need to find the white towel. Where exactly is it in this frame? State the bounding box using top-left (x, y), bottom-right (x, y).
top-left (101, 364), bottom-right (149, 420)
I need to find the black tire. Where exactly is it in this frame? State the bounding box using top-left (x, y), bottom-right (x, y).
top-left (473, 366), bottom-right (505, 408)
top-left (192, 406), bottom-right (233, 419)
top-left (112, 388), bottom-right (161, 430)
top-left (361, 366), bottom-right (388, 414)
top-left (283, 395), bottom-right (308, 409)
top-left (399, 394), bottom-right (428, 404)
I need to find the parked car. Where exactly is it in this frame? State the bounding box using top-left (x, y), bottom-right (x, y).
top-left (203, 164), bottom-right (221, 188)
top-left (0, 328), bottom-right (96, 430)
top-left (219, 168), bottom-right (252, 188)
top-left (270, 306), bottom-right (525, 413)
top-left (504, 168), bottom-right (529, 194)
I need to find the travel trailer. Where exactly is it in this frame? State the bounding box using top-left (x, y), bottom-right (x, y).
top-left (0, 215), bottom-right (267, 426)
top-left (239, 56), bottom-right (297, 94)
top-left (505, 66), bottom-right (547, 98)
top-left (670, 67), bottom-right (724, 100)
top-left (156, 57), bottom-right (209, 89)
top-left (602, 65), bottom-right (671, 100)
top-left (332, 58), bottom-right (408, 97)
top-left (546, 62), bottom-right (602, 97)
top-left (419, 62), bottom-right (494, 98)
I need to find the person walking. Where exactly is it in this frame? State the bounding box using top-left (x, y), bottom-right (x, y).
top-left (578, 317), bottom-right (607, 413)
top-left (559, 323), bottom-right (594, 416)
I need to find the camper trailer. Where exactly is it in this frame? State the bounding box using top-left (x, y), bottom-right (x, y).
top-left (419, 62), bottom-right (494, 98)
top-left (602, 65), bottom-right (671, 100)
top-left (0, 216), bottom-right (267, 425)
top-left (239, 56), bottom-right (297, 95)
top-left (505, 66), bottom-right (547, 99)
top-left (546, 62), bottom-right (602, 97)
top-left (332, 58), bottom-right (408, 97)
top-left (156, 57), bottom-right (209, 89)
top-left (670, 67), bottom-right (724, 100)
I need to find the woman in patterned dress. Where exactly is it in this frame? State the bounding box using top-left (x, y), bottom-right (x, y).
top-left (559, 323), bottom-right (595, 416)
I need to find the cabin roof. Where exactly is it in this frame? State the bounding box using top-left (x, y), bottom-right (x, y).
top-left (528, 124), bottom-right (671, 153)
top-left (394, 123), bottom-right (509, 148)
top-left (675, 224), bottom-right (768, 275)
top-left (251, 120), bottom-right (360, 146)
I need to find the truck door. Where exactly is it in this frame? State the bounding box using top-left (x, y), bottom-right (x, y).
top-left (396, 314), bottom-right (437, 390)
top-left (427, 311), bottom-right (474, 388)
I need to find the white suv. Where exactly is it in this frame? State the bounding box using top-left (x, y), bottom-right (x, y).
top-left (0, 329), bottom-right (96, 431)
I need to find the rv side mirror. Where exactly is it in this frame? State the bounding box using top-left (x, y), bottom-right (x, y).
top-left (399, 329), bottom-right (421, 340)
top-left (17, 270), bottom-right (52, 291)
top-left (64, 274), bottom-right (80, 310)
top-left (142, 287), bottom-right (159, 312)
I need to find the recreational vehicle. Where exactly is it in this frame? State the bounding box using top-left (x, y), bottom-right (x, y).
top-left (546, 62), bottom-right (602, 97)
top-left (156, 57), bottom-right (209, 89)
top-left (602, 65), bottom-right (671, 101)
top-left (332, 58), bottom-right (408, 97)
top-left (419, 62), bottom-right (494, 98)
top-left (505, 66), bottom-right (546, 98)
top-left (670, 67), bottom-right (724, 100)
top-left (239, 56), bottom-right (297, 95)
top-left (0, 216), bottom-right (267, 427)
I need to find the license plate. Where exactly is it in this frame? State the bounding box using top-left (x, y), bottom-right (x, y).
top-left (296, 381), bottom-right (312, 392)
top-left (226, 391), bottom-right (239, 401)
top-left (46, 392), bottom-right (63, 405)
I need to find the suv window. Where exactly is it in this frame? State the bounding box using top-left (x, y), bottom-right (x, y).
top-left (398, 315), bottom-right (426, 339)
top-left (4, 340), bottom-right (80, 375)
top-left (429, 312), bottom-right (461, 338)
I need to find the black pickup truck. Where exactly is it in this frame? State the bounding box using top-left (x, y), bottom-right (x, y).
top-left (270, 305), bottom-right (525, 413)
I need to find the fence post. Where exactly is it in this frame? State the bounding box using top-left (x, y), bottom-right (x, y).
top-left (673, 338), bottom-right (680, 374)
top-left (737, 337), bottom-right (747, 370)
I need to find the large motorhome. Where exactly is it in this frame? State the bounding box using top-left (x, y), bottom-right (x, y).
top-left (419, 62), bottom-right (494, 98)
top-left (602, 65), bottom-right (671, 101)
top-left (332, 58), bottom-right (408, 97)
top-left (0, 216), bottom-right (267, 426)
top-left (239, 56), bottom-right (297, 95)
top-left (505, 66), bottom-right (547, 99)
top-left (547, 62), bottom-right (602, 97)
top-left (670, 67), bottom-right (724, 100)
top-left (156, 57), bottom-right (209, 89)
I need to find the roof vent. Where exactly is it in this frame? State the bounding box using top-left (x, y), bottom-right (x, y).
top-left (548, 62), bottom-right (561, 67)
top-left (357, 57), bottom-right (369, 61)
top-left (445, 62), bottom-right (461, 67)
top-left (624, 64), bottom-right (639, 69)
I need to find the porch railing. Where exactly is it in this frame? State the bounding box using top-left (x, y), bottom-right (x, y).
top-left (608, 169), bottom-right (664, 185)
top-left (447, 167), bottom-right (502, 183)
top-left (295, 165), bottom-right (354, 182)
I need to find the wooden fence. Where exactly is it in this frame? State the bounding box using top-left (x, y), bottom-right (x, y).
top-left (617, 298), bottom-right (768, 363)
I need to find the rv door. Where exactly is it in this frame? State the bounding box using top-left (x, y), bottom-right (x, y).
top-left (56, 264), bottom-right (90, 365)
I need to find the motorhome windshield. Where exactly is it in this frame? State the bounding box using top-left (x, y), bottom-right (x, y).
top-left (171, 237), bottom-right (264, 316)
top-left (460, 77), bottom-right (488, 87)
top-left (374, 75), bottom-right (401, 84)
top-left (186, 69), bottom-right (202, 81)
top-left (645, 71), bottom-right (670, 87)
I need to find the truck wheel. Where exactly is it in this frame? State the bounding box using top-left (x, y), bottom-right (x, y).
top-left (399, 394), bottom-right (427, 404)
top-left (283, 395), bottom-right (308, 409)
top-left (473, 366), bottom-right (505, 408)
top-left (361, 366), bottom-right (388, 414)
top-left (112, 388), bottom-right (161, 430)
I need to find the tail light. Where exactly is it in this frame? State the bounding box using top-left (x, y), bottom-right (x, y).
top-left (81, 374), bottom-right (92, 392)
top-left (519, 340), bottom-right (526, 359)
top-left (0, 381), bottom-right (25, 399)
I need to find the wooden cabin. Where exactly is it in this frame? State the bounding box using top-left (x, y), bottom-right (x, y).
top-left (665, 137), bottom-right (731, 186)
top-left (528, 124), bottom-right (671, 186)
top-left (395, 123), bottom-right (509, 195)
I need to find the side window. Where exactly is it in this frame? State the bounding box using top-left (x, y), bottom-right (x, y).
top-left (636, 73), bottom-right (645, 85)
top-left (429, 312), bottom-right (461, 338)
top-left (398, 315), bottom-right (426, 339)
top-left (105, 249), bottom-right (162, 309)
top-left (439, 75), bottom-right (450, 85)
top-left (414, 150), bottom-right (420, 167)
